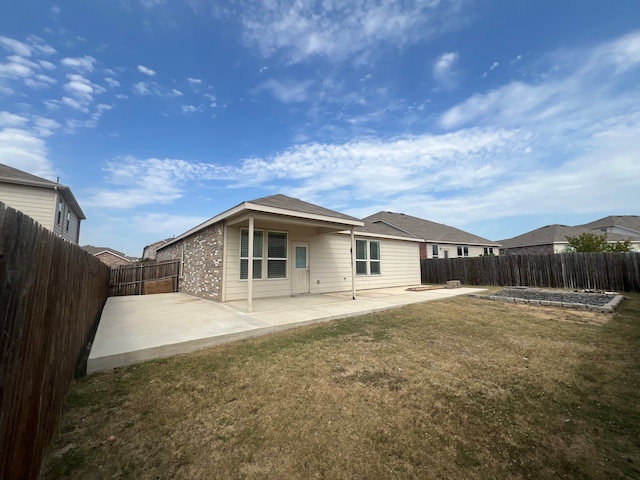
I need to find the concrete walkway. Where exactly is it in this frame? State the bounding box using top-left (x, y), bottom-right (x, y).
top-left (87, 286), bottom-right (485, 374)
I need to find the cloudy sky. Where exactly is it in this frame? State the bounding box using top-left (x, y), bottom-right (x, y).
top-left (1, 1), bottom-right (639, 256)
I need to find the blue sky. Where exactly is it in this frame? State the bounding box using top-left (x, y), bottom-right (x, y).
top-left (1, 1), bottom-right (639, 256)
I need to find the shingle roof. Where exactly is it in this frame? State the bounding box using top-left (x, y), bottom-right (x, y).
top-left (249, 194), bottom-right (361, 222)
top-left (499, 224), bottom-right (634, 249)
top-left (363, 211), bottom-right (499, 245)
top-left (82, 245), bottom-right (137, 261)
top-left (355, 221), bottom-right (422, 239)
top-left (0, 163), bottom-right (86, 219)
top-left (0, 163), bottom-right (58, 186)
top-left (577, 215), bottom-right (640, 235)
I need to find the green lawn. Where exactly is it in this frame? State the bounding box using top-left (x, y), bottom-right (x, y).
top-left (44, 292), bottom-right (640, 479)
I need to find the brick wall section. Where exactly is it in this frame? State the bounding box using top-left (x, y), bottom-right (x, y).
top-left (95, 252), bottom-right (131, 267)
top-left (156, 222), bottom-right (224, 301)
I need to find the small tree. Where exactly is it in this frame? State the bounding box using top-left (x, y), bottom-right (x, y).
top-left (565, 233), bottom-right (632, 252)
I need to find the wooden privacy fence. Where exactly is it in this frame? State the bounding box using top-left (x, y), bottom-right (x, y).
top-left (421, 252), bottom-right (640, 292)
top-left (0, 202), bottom-right (110, 480)
top-left (109, 260), bottom-right (180, 296)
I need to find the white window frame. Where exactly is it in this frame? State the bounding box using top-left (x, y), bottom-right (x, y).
top-left (432, 244), bottom-right (439, 259)
top-left (240, 229), bottom-right (288, 280)
top-left (266, 231), bottom-right (288, 279)
top-left (457, 245), bottom-right (469, 257)
top-left (240, 229), bottom-right (263, 280)
top-left (356, 239), bottom-right (381, 275)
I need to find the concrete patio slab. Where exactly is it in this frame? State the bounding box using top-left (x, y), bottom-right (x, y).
top-left (87, 286), bottom-right (485, 374)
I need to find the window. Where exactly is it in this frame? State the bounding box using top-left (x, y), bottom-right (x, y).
top-left (57, 200), bottom-right (63, 224)
top-left (66, 211), bottom-right (70, 231)
top-left (457, 245), bottom-right (469, 257)
top-left (240, 229), bottom-right (288, 280)
top-left (356, 239), bottom-right (381, 275)
top-left (267, 232), bottom-right (287, 278)
top-left (240, 229), bottom-right (263, 279)
top-left (369, 241), bottom-right (381, 274)
top-left (483, 247), bottom-right (494, 256)
top-left (432, 244), bottom-right (439, 258)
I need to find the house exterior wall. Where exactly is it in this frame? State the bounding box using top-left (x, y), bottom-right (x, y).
top-left (0, 183), bottom-right (55, 229)
top-left (0, 184), bottom-right (81, 243)
top-left (156, 222), bottom-right (224, 301)
top-left (95, 252), bottom-right (130, 267)
top-left (423, 242), bottom-right (499, 259)
top-left (223, 222), bottom-right (421, 301)
top-left (52, 192), bottom-right (82, 243)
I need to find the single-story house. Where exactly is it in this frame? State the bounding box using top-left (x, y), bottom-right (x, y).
top-left (0, 163), bottom-right (85, 243)
top-left (155, 194), bottom-right (422, 310)
top-left (499, 218), bottom-right (640, 255)
top-left (82, 245), bottom-right (136, 267)
top-left (363, 211), bottom-right (501, 259)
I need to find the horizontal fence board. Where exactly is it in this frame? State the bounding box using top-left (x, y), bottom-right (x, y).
top-left (421, 252), bottom-right (640, 292)
top-left (0, 201), bottom-right (110, 479)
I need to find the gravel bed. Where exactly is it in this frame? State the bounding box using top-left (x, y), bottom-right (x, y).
top-left (493, 288), bottom-right (614, 307)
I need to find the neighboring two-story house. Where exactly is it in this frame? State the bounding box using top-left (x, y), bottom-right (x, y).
top-left (0, 163), bottom-right (85, 244)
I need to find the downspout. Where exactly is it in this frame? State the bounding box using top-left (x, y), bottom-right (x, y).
top-left (351, 227), bottom-right (356, 300)
top-left (247, 215), bottom-right (254, 313)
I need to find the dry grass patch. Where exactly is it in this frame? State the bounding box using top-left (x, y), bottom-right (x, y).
top-left (44, 293), bottom-right (640, 479)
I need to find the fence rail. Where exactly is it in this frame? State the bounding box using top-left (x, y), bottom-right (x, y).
top-left (109, 260), bottom-right (180, 296)
top-left (421, 252), bottom-right (640, 292)
top-left (0, 202), bottom-right (110, 479)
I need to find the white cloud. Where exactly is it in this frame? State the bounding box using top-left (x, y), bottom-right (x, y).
top-left (33, 117), bottom-right (61, 136)
top-left (234, 0), bottom-right (462, 64)
top-left (85, 157), bottom-right (234, 208)
top-left (489, 61), bottom-right (499, 70)
top-left (254, 78), bottom-right (312, 103)
top-left (0, 127), bottom-right (55, 178)
top-left (187, 77), bottom-right (202, 84)
top-left (0, 111), bottom-right (29, 127)
top-left (170, 88), bottom-right (183, 96)
top-left (133, 81), bottom-right (150, 95)
top-left (105, 77), bottom-right (120, 88)
top-left (0, 36), bottom-right (32, 56)
top-left (63, 73), bottom-right (106, 107)
top-left (181, 105), bottom-right (200, 113)
top-left (0, 60), bottom-right (33, 79)
top-left (61, 55), bottom-right (96, 72)
top-left (137, 64), bottom-right (156, 76)
top-left (433, 51), bottom-right (459, 88)
top-left (24, 73), bottom-right (56, 89)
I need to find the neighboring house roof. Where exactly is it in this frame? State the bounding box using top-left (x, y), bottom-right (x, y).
top-left (161, 194), bottom-right (365, 250)
top-left (143, 238), bottom-right (172, 250)
top-left (353, 221), bottom-right (422, 242)
top-left (82, 245), bottom-right (137, 262)
top-left (363, 211), bottom-right (500, 246)
top-left (577, 215), bottom-right (640, 236)
top-left (499, 224), bottom-right (634, 249)
top-left (0, 163), bottom-right (86, 219)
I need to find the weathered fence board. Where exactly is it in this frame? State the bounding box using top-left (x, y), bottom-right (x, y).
top-left (0, 201), bottom-right (110, 480)
top-left (421, 252), bottom-right (640, 292)
top-left (109, 260), bottom-right (180, 296)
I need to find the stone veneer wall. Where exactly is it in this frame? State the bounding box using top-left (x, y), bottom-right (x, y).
top-left (155, 222), bottom-right (224, 301)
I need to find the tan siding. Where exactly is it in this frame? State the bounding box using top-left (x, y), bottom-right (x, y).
top-left (0, 184), bottom-right (55, 229)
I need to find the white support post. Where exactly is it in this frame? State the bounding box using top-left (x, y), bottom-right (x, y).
top-left (351, 228), bottom-right (356, 300)
top-left (247, 215), bottom-right (254, 313)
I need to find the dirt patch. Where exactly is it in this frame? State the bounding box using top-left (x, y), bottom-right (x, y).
top-left (143, 278), bottom-right (174, 294)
